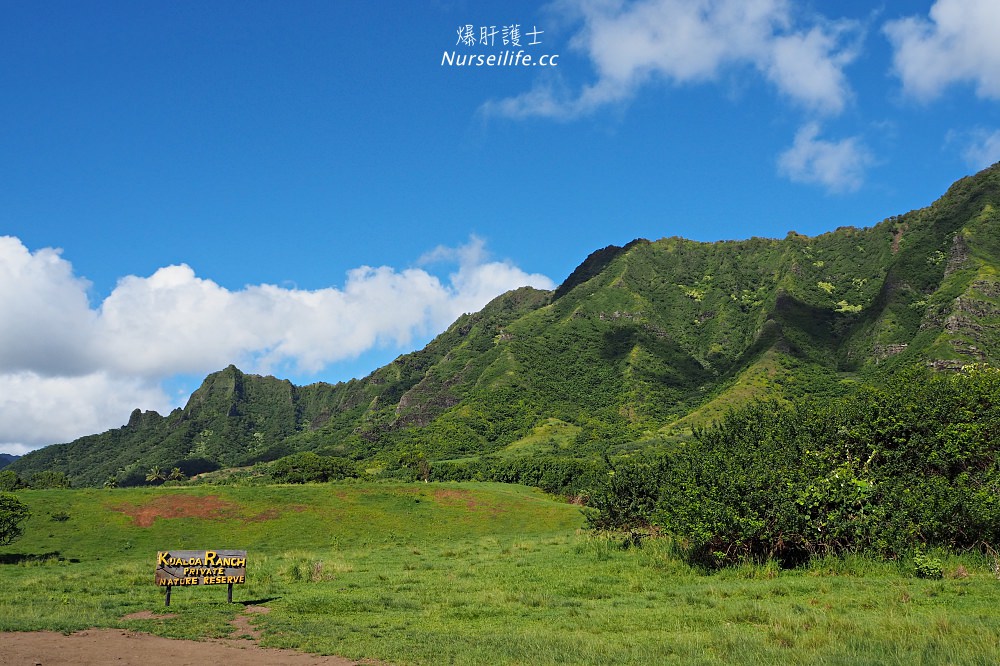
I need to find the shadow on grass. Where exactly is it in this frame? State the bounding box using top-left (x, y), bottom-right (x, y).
top-left (241, 597), bottom-right (281, 606)
top-left (0, 551), bottom-right (80, 564)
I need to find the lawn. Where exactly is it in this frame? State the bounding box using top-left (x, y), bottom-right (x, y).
top-left (3, 483), bottom-right (999, 665)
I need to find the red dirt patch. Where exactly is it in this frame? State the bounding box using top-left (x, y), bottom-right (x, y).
top-left (108, 494), bottom-right (241, 527)
top-left (108, 495), bottom-right (303, 527)
top-left (404, 487), bottom-right (506, 517)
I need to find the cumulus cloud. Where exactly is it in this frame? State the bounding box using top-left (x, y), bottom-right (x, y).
top-left (777, 122), bottom-right (873, 193)
top-left (0, 235), bottom-right (555, 453)
top-left (884, 0), bottom-right (1000, 101)
top-left (0, 371), bottom-right (172, 454)
top-left (481, 0), bottom-right (860, 119)
top-left (0, 238), bottom-right (97, 375)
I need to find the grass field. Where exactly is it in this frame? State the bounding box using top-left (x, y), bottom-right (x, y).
top-left (3, 482), bottom-right (1000, 665)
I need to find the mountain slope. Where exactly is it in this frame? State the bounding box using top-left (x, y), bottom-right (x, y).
top-left (10, 163), bottom-right (1000, 486)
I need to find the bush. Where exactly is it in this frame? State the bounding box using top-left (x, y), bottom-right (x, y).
top-left (653, 401), bottom-right (824, 566)
top-left (585, 456), bottom-right (666, 531)
top-left (266, 452), bottom-right (358, 484)
top-left (0, 493), bottom-right (30, 545)
top-left (914, 552), bottom-right (944, 579)
top-left (583, 365), bottom-right (1000, 567)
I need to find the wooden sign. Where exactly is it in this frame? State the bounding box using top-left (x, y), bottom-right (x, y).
top-left (155, 549), bottom-right (246, 605)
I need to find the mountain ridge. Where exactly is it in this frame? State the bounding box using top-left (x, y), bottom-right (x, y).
top-left (10, 163), bottom-right (1000, 486)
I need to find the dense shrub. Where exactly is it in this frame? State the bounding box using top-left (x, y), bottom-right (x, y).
top-left (586, 365), bottom-right (1000, 566)
top-left (584, 456), bottom-right (668, 531)
top-left (0, 470), bottom-right (25, 492)
top-left (431, 455), bottom-right (606, 498)
top-left (266, 452), bottom-right (359, 484)
top-left (28, 471), bottom-right (71, 489)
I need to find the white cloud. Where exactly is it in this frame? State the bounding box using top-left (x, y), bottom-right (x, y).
top-left (777, 122), bottom-right (873, 193)
top-left (481, 0), bottom-right (860, 119)
top-left (0, 371), bottom-right (172, 454)
top-left (954, 128), bottom-right (1000, 170)
top-left (0, 235), bottom-right (555, 454)
top-left (884, 0), bottom-right (1000, 101)
top-left (0, 237), bottom-right (97, 375)
top-left (764, 23), bottom-right (859, 114)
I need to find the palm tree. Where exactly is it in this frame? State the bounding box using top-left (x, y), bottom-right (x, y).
top-left (145, 466), bottom-right (165, 483)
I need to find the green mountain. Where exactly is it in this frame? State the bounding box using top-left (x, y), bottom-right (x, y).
top-left (11, 163), bottom-right (1000, 486)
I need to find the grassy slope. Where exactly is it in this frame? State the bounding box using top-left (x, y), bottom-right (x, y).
top-left (4, 484), bottom-right (1000, 665)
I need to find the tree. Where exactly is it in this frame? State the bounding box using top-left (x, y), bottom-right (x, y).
top-left (28, 471), bottom-right (70, 489)
top-left (0, 470), bottom-right (25, 492)
top-left (397, 447), bottom-right (431, 482)
top-left (267, 452), bottom-right (358, 484)
top-left (0, 493), bottom-right (30, 545)
top-left (145, 466), bottom-right (165, 484)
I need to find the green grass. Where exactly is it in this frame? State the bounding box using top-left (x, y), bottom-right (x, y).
top-left (501, 418), bottom-right (581, 456)
top-left (4, 483), bottom-right (1000, 664)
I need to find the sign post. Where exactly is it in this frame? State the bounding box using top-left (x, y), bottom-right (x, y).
top-left (155, 549), bottom-right (247, 606)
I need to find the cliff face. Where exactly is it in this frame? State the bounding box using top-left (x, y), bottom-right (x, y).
top-left (11, 164), bottom-right (1000, 486)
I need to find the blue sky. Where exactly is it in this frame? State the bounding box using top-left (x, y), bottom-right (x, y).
top-left (3, 0), bottom-right (1000, 454)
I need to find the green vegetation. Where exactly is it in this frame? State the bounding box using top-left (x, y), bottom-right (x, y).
top-left (4, 484), bottom-right (1000, 665)
top-left (4, 165), bottom-right (1000, 659)
top-left (0, 469), bottom-right (25, 491)
top-left (9, 164), bottom-right (1000, 488)
top-left (586, 365), bottom-right (1000, 566)
top-left (0, 492), bottom-right (30, 545)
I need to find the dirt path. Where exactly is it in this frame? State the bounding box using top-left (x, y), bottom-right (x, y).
top-left (0, 606), bottom-right (370, 665)
top-left (0, 629), bottom-right (365, 665)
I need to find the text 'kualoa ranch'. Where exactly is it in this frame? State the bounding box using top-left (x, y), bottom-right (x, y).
top-left (155, 549), bottom-right (247, 587)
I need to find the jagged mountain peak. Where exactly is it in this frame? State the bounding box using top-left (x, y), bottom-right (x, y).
top-left (10, 164), bottom-right (1000, 485)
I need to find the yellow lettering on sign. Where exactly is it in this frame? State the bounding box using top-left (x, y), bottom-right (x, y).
top-left (157, 552), bottom-right (169, 567)
top-left (205, 550), bottom-right (218, 566)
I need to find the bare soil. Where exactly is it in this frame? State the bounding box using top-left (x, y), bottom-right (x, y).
top-left (0, 605), bottom-right (370, 665)
top-left (0, 629), bottom-right (364, 665)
